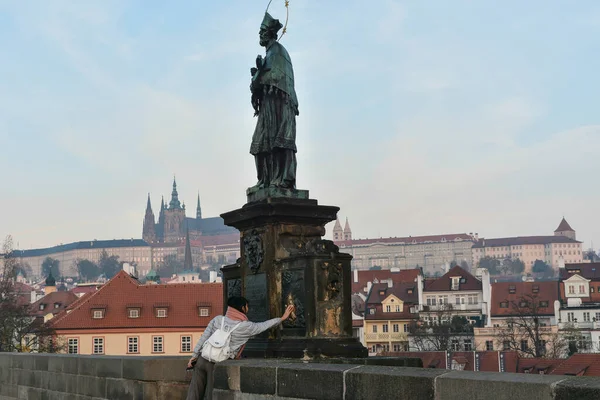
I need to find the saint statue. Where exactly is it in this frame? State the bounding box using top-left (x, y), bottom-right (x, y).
top-left (249, 12), bottom-right (299, 191)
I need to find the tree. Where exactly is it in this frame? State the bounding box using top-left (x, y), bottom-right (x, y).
top-left (76, 259), bottom-right (100, 281)
top-left (478, 256), bottom-right (501, 275)
top-left (369, 265), bottom-right (382, 271)
top-left (99, 250), bottom-right (120, 279)
top-left (157, 254), bottom-right (183, 277)
top-left (500, 258), bottom-right (525, 275)
top-left (460, 260), bottom-right (470, 272)
top-left (0, 236), bottom-right (62, 353)
top-left (41, 257), bottom-right (60, 279)
top-left (532, 260), bottom-right (552, 277)
top-left (410, 304), bottom-right (473, 351)
top-left (495, 293), bottom-right (566, 358)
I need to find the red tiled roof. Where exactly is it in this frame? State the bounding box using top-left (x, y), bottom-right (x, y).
top-left (555, 218), bottom-right (574, 232)
top-left (550, 354), bottom-right (600, 376)
top-left (365, 283), bottom-right (419, 320)
top-left (517, 358), bottom-right (563, 374)
top-left (51, 270), bottom-right (223, 330)
top-left (352, 319), bottom-right (363, 327)
top-left (491, 281), bottom-right (559, 317)
top-left (351, 268), bottom-right (420, 295)
top-left (29, 291), bottom-right (78, 318)
top-left (560, 263), bottom-right (600, 280)
top-left (336, 233), bottom-right (474, 248)
top-left (472, 236), bottom-right (581, 248)
top-left (425, 266), bottom-right (482, 292)
top-left (71, 285), bottom-right (101, 295)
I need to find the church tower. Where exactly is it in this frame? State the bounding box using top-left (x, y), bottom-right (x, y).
top-left (184, 228), bottom-right (193, 271)
top-left (142, 194), bottom-right (157, 243)
top-left (343, 218), bottom-right (352, 241)
top-left (554, 217), bottom-right (576, 240)
top-left (333, 218), bottom-right (343, 241)
top-left (163, 178), bottom-right (186, 243)
top-left (196, 193), bottom-right (202, 220)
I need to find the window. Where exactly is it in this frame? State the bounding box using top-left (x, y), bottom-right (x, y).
top-left (583, 312), bottom-right (590, 322)
top-left (567, 312), bottom-right (575, 322)
top-left (519, 301), bottom-right (528, 308)
top-left (568, 285), bottom-right (575, 294)
top-left (395, 305), bottom-right (401, 312)
top-left (369, 309), bottom-right (375, 315)
top-left (393, 344), bottom-right (402, 352)
top-left (464, 339), bottom-right (472, 351)
top-left (595, 312), bottom-right (600, 322)
top-left (579, 285), bottom-right (586, 294)
top-left (386, 305), bottom-right (391, 313)
top-left (520, 340), bottom-right (528, 352)
top-left (451, 340), bottom-right (460, 351)
top-left (539, 301), bottom-right (549, 308)
top-left (54, 303), bottom-right (60, 309)
top-left (181, 336), bottom-right (192, 353)
top-left (152, 336), bottom-right (164, 353)
top-left (509, 285), bottom-right (516, 294)
top-left (486, 340), bottom-right (494, 351)
top-left (451, 277), bottom-right (460, 290)
top-left (199, 308), bottom-right (209, 317)
top-left (382, 324), bottom-right (389, 333)
top-left (68, 338), bottom-right (78, 354)
top-left (93, 310), bottom-right (104, 319)
top-left (156, 309), bottom-right (167, 318)
top-left (500, 301), bottom-right (509, 309)
top-left (393, 324), bottom-right (399, 333)
top-left (532, 285), bottom-right (539, 293)
top-left (93, 338), bottom-right (104, 354)
top-left (128, 309), bottom-right (140, 318)
top-left (503, 341), bottom-right (510, 351)
top-left (128, 337), bottom-right (139, 354)
top-left (403, 324), bottom-right (410, 333)
top-left (426, 296), bottom-right (436, 306)
top-left (39, 304), bottom-right (45, 310)
top-left (372, 325), bottom-right (377, 333)
top-left (438, 296), bottom-right (448, 304)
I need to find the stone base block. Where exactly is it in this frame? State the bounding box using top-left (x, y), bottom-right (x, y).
top-left (240, 337), bottom-right (368, 359)
top-left (246, 186), bottom-right (309, 203)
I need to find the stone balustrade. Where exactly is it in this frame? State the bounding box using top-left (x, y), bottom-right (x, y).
top-left (1, 353), bottom-right (599, 399)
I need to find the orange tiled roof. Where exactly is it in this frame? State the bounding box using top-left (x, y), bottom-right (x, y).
top-left (51, 270), bottom-right (223, 330)
top-left (550, 353), bottom-right (600, 377)
top-left (29, 291), bottom-right (78, 318)
top-left (491, 281), bottom-right (559, 317)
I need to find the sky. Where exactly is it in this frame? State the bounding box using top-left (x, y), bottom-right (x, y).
top-left (0, 0), bottom-right (599, 250)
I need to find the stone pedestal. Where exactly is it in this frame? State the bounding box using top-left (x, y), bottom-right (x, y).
top-left (220, 195), bottom-right (367, 358)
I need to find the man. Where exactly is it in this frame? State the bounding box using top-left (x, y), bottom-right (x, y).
top-left (249, 12), bottom-right (299, 190)
top-left (186, 296), bottom-right (295, 400)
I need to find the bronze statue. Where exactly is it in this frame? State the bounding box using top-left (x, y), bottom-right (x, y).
top-left (249, 12), bottom-right (299, 191)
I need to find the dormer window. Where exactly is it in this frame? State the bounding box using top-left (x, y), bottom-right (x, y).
top-left (199, 308), bottom-right (209, 317)
top-left (156, 309), bottom-right (167, 318)
top-left (93, 310), bottom-right (104, 319)
top-left (451, 277), bottom-right (460, 291)
top-left (386, 305), bottom-right (391, 312)
top-left (509, 285), bottom-right (516, 294)
top-left (128, 309), bottom-right (140, 318)
top-left (539, 301), bottom-right (549, 308)
top-left (54, 303), bottom-right (60, 309)
top-left (369, 308), bottom-right (375, 315)
top-left (379, 290), bottom-right (385, 296)
top-left (407, 289), bottom-right (413, 294)
top-left (500, 301), bottom-right (509, 308)
top-left (39, 304), bottom-right (46, 310)
top-left (532, 285), bottom-right (539, 293)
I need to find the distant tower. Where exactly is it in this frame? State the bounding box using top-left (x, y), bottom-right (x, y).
top-left (157, 196), bottom-right (166, 242)
top-left (142, 194), bottom-right (157, 243)
top-left (343, 218), bottom-right (352, 241)
top-left (196, 193), bottom-right (202, 220)
top-left (44, 272), bottom-right (57, 295)
top-left (184, 229), bottom-right (193, 271)
top-left (554, 217), bottom-right (576, 240)
top-left (333, 218), bottom-right (343, 241)
top-left (164, 178), bottom-right (186, 243)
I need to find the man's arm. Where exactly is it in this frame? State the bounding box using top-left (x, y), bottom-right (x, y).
top-left (191, 316), bottom-right (219, 359)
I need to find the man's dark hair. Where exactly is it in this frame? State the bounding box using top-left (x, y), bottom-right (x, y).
top-left (227, 296), bottom-right (249, 313)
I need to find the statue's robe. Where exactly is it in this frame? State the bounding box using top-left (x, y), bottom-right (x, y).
top-left (250, 41), bottom-right (299, 189)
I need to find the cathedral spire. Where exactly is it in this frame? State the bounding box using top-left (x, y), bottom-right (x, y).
top-left (343, 217), bottom-right (352, 241)
top-left (333, 217), bottom-right (343, 241)
top-left (183, 228), bottom-right (193, 270)
top-left (169, 177), bottom-right (181, 209)
top-left (142, 193), bottom-right (157, 243)
top-left (196, 192), bottom-right (202, 219)
top-left (160, 195), bottom-right (165, 211)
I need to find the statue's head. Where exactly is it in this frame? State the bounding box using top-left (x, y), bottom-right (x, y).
top-left (259, 12), bottom-right (282, 47)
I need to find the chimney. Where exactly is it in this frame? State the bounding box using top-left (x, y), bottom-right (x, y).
top-left (366, 281), bottom-right (372, 293)
top-left (209, 270), bottom-right (217, 282)
top-left (387, 278), bottom-right (393, 288)
top-left (353, 268), bottom-right (358, 283)
top-left (30, 290), bottom-right (37, 304)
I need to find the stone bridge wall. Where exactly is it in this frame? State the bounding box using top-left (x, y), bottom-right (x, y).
top-left (1, 354), bottom-right (599, 400)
